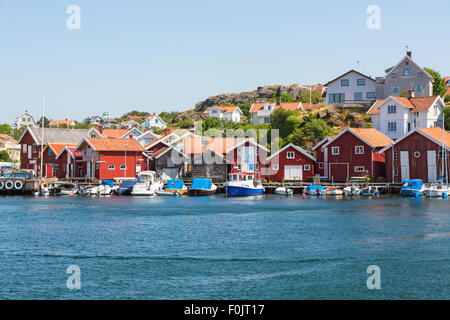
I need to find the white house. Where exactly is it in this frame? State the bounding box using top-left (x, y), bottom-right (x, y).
top-left (203, 105), bottom-right (243, 122)
top-left (249, 102), bottom-right (303, 124)
top-left (367, 92), bottom-right (445, 140)
top-left (325, 70), bottom-right (376, 106)
top-left (14, 110), bottom-right (37, 129)
top-left (135, 130), bottom-right (161, 147)
top-left (142, 114), bottom-right (167, 130)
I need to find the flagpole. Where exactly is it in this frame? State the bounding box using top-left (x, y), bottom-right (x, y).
top-left (40, 95), bottom-right (45, 178)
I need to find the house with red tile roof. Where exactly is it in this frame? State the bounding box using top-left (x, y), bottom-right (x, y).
top-left (49, 120), bottom-right (75, 128)
top-left (203, 105), bottom-right (243, 122)
top-left (320, 128), bottom-right (393, 181)
top-left (75, 138), bottom-right (146, 180)
top-left (367, 92), bottom-right (445, 140)
top-left (249, 101), bottom-right (303, 124)
top-left (379, 127), bottom-right (450, 183)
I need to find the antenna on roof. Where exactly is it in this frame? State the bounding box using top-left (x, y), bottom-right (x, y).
top-left (357, 60), bottom-right (360, 72)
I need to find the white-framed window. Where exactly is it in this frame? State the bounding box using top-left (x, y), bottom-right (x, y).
top-left (393, 150), bottom-right (398, 160)
top-left (22, 144), bottom-right (27, 153)
top-left (304, 165), bottom-right (311, 171)
top-left (434, 105), bottom-right (439, 116)
top-left (108, 164), bottom-right (115, 170)
top-left (354, 166), bottom-right (365, 173)
top-left (319, 162), bottom-right (324, 169)
top-left (402, 68), bottom-right (411, 76)
top-left (272, 164), bottom-right (279, 171)
top-left (439, 150), bottom-right (447, 159)
top-left (286, 151), bottom-right (295, 159)
top-left (394, 166), bottom-right (398, 176)
top-left (120, 165), bottom-right (127, 170)
top-left (355, 146), bottom-right (364, 154)
top-left (331, 146), bottom-right (340, 155)
top-left (388, 122), bottom-right (397, 132)
top-left (388, 105), bottom-right (396, 114)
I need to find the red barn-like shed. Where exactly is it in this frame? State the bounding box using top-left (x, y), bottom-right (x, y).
top-left (379, 127), bottom-right (450, 183)
top-left (321, 128), bottom-right (393, 182)
top-left (266, 143), bottom-right (316, 181)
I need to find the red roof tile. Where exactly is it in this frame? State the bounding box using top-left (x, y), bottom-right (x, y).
top-left (84, 138), bottom-right (144, 151)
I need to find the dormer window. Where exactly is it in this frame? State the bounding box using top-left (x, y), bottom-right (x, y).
top-left (402, 68), bottom-right (411, 76)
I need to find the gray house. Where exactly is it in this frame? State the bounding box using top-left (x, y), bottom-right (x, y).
top-left (375, 51), bottom-right (433, 99)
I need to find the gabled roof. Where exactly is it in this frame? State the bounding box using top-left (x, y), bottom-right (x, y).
top-left (49, 120), bottom-right (75, 127)
top-left (249, 102), bottom-right (302, 113)
top-left (47, 143), bottom-right (77, 156)
top-left (102, 129), bottom-right (130, 138)
top-left (0, 134), bottom-right (17, 144)
top-left (55, 145), bottom-right (82, 160)
top-left (208, 105), bottom-right (243, 114)
top-left (379, 127), bottom-right (450, 153)
top-left (325, 69), bottom-right (375, 86)
top-left (225, 139), bottom-right (269, 153)
top-left (322, 128), bottom-right (393, 149)
top-left (144, 135), bottom-right (171, 150)
top-left (76, 137), bottom-right (144, 152)
top-left (19, 127), bottom-right (91, 145)
top-left (367, 96), bottom-right (442, 115)
top-left (312, 137), bottom-right (332, 150)
top-left (384, 54), bottom-right (433, 80)
top-left (267, 143), bottom-right (316, 162)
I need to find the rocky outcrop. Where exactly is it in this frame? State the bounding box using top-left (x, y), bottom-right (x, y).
top-left (195, 84), bottom-right (308, 111)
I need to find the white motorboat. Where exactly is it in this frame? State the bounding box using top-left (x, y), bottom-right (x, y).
top-left (325, 187), bottom-right (343, 195)
top-left (56, 183), bottom-right (77, 196)
top-left (98, 184), bottom-right (112, 195)
top-left (274, 187), bottom-right (293, 196)
top-left (423, 183), bottom-right (450, 197)
top-left (343, 186), bottom-right (361, 196)
top-left (131, 171), bottom-right (163, 196)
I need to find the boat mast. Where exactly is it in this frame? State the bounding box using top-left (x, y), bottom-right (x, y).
top-left (40, 95), bottom-right (45, 178)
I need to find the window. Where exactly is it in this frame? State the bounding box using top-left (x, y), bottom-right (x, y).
top-left (393, 150), bottom-right (398, 160)
top-left (434, 105), bottom-right (439, 116)
top-left (329, 93), bottom-right (345, 103)
top-left (108, 165), bottom-right (115, 170)
top-left (392, 87), bottom-right (400, 95)
top-left (319, 162), bottom-right (324, 169)
top-left (355, 146), bottom-right (364, 154)
top-left (392, 73), bottom-right (397, 78)
top-left (286, 151), bottom-right (295, 159)
top-left (33, 144), bottom-right (37, 153)
top-left (354, 166), bottom-right (365, 173)
top-left (415, 85), bottom-right (423, 93)
top-left (439, 150), bottom-right (447, 159)
top-left (388, 105), bottom-right (396, 114)
top-left (304, 165), bottom-right (311, 171)
top-left (48, 148), bottom-right (53, 156)
top-left (388, 122), bottom-right (397, 132)
top-left (211, 109), bottom-right (217, 114)
top-left (354, 92), bottom-right (363, 101)
top-left (22, 144), bottom-right (27, 153)
top-left (341, 79), bottom-right (349, 86)
top-left (120, 165), bottom-right (127, 170)
top-left (394, 166), bottom-right (399, 176)
top-left (402, 68), bottom-right (411, 76)
top-left (367, 92), bottom-right (376, 99)
top-left (331, 146), bottom-right (340, 155)
top-left (357, 79), bottom-right (365, 86)
top-left (418, 71), bottom-right (423, 77)
top-left (272, 164), bottom-right (279, 171)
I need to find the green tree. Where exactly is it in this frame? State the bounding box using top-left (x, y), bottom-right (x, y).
top-left (0, 123), bottom-right (12, 135)
top-left (444, 95), bottom-right (450, 103)
top-left (443, 106), bottom-right (450, 130)
top-left (36, 116), bottom-right (51, 127)
top-left (178, 119), bottom-right (194, 129)
top-left (299, 89), bottom-right (321, 104)
top-left (0, 150), bottom-right (11, 162)
top-left (271, 109), bottom-right (301, 139)
top-left (120, 110), bottom-right (150, 120)
top-left (287, 115), bottom-right (335, 146)
top-left (424, 67), bottom-right (447, 97)
top-left (237, 102), bottom-right (252, 118)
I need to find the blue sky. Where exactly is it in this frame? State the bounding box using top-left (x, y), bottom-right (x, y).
top-left (0, 0), bottom-right (449, 123)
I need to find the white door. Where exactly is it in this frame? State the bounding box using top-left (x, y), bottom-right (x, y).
top-left (427, 150), bottom-right (437, 182)
top-left (87, 162), bottom-right (91, 178)
top-left (400, 151), bottom-right (409, 180)
top-left (28, 146), bottom-right (32, 159)
top-left (284, 166), bottom-right (302, 181)
top-left (323, 148), bottom-right (328, 178)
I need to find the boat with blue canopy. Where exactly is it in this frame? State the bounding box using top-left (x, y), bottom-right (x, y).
top-left (305, 185), bottom-right (326, 196)
top-left (400, 179), bottom-right (424, 197)
top-left (188, 178), bottom-right (217, 196)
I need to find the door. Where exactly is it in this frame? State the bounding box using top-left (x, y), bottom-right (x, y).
top-left (28, 146), bottom-right (32, 159)
top-left (329, 163), bottom-right (348, 181)
top-left (400, 151), bottom-right (409, 180)
top-left (427, 150), bottom-right (437, 182)
top-left (323, 148), bottom-right (328, 178)
top-left (87, 162), bottom-right (91, 178)
top-left (284, 166), bottom-right (302, 181)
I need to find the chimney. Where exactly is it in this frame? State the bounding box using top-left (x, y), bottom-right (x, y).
top-left (408, 89), bottom-right (415, 98)
top-left (97, 123), bottom-right (103, 134)
top-left (407, 51), bottom-right (412, 58)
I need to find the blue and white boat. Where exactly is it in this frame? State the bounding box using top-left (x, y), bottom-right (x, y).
top-left (117, 180), bottom-right (136, 196)
top-left (305, 185), bottom-right (326, 196)
top-left (224, 172), bottom-right (264, 196)
top-left (400, 179), bottom-right (424, 197)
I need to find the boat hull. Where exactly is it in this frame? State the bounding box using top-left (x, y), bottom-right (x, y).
top-left (225, 186), bottom-right (264, 196)
top-left (188, 188), bottom-right (216, 196)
